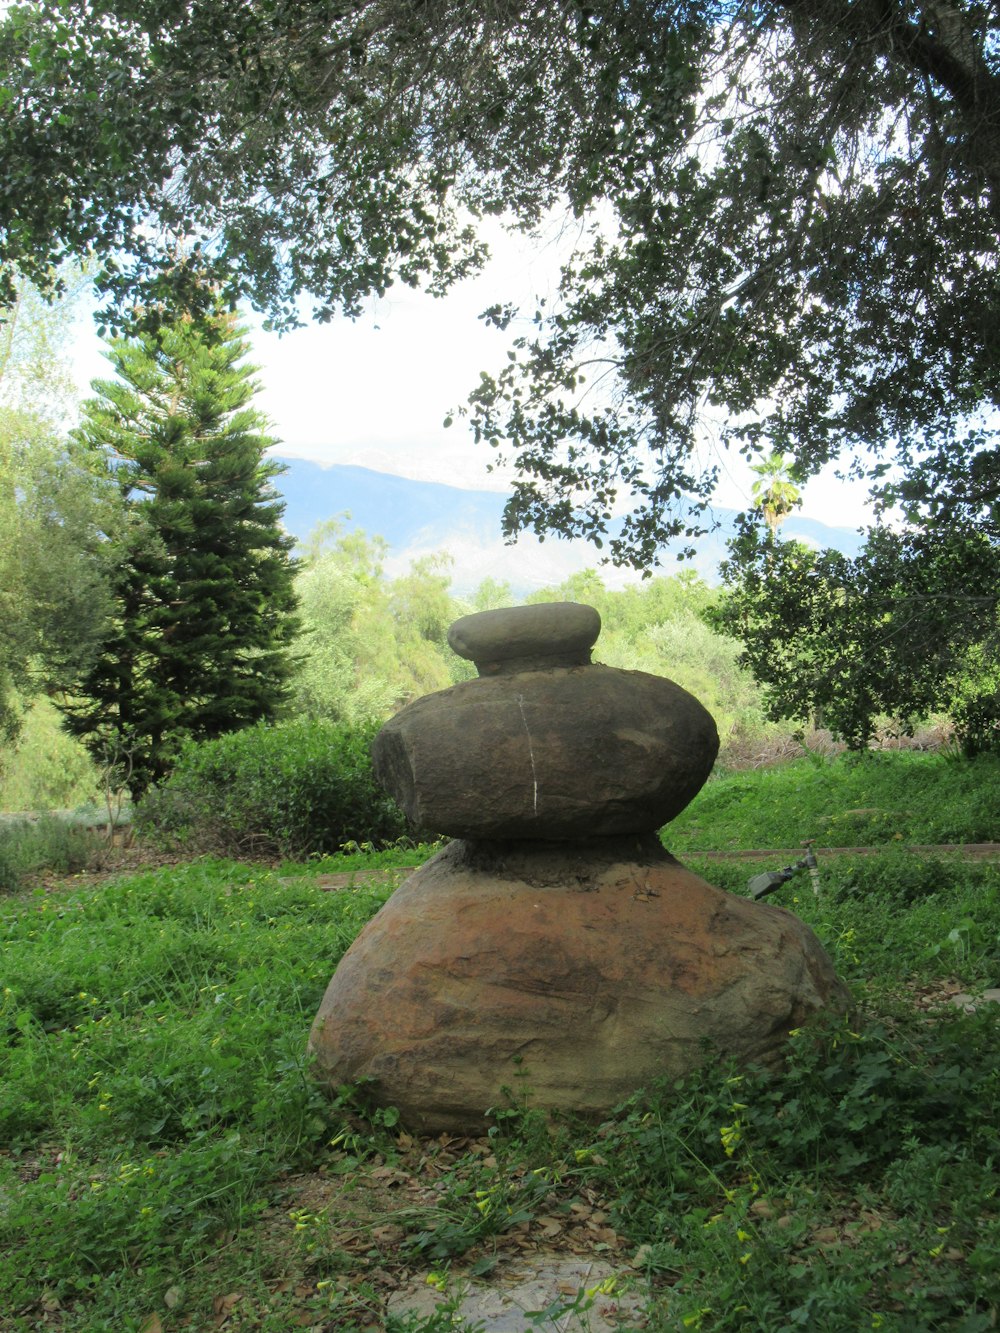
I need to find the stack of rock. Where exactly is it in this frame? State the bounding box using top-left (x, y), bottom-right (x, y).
top-left (309, 603), bottom-right (849, 1132)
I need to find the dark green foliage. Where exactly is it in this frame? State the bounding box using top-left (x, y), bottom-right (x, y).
top-left (576, 1008), bottom-right (1000, 1330)
top-left (1, 0), bottom-right (997, 562)
top-left (135, 719), bottom-right (409, 858)
top-left (4, 0), bottom-right (997, 758)
top-left (715, 518), bottom-right (1000, 753)
top-left (590, 1006), bottom-right (1000, 1218)
top-left (61, 306), bottom-right (299, 799)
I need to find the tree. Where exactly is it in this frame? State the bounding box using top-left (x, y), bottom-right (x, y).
top-left (291, 523), bottom-right (468, 726)
top-left (712, 518), bottom-right (1000, 752)
top-left (0, 2), bottom-right (996, 550)
top-left (61, 306), bottom-right (299, 798)
top-left (0, 272), bottom-right (114, 751)
top-left (1, 0), bottom-right (998, 738)
top-left (749, 453), bottom-right (802, 537)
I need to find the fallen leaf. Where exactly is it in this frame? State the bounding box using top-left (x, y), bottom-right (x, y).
top-left (372, 1224), bottom-right (406, 1245)
top-left (812, 1227), bottom-right (841, 1246)
top-left (164, 1285), bottom-right (183, 1309)
top-left (139, 1318), bottom-right (163, 1333)
top-left (369, 1166), bottom-right (409, 1185)
top-left (212, 1292), bottom-right (244, 1316)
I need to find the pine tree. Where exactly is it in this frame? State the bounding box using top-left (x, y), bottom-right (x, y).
top-left (63, 306), bottom-right (299, 798)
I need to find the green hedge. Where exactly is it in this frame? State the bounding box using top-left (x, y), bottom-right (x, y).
top-left (135, 720), bottom-right (408, 859)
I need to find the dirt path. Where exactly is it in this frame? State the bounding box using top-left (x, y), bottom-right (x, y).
top-left (24, 842), bottom-right (1000, 899)
top-left (299, 844), bottom-right (1000, 894)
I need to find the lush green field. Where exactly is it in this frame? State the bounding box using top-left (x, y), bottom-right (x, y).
top-left (2, 757), bottom-right (999, 1332)
top-left (668, 750), bottom-right (1000, 851)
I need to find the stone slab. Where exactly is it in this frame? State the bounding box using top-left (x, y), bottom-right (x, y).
top-left (386, 1258), bottom-right (644, 1331)
top-left (447, 602), bottom-right (602, 673)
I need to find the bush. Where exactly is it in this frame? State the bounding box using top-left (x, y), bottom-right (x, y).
top-left (134, 720), bottom-right (409, 859)
top-left (0, 815), bottom-right (101, 893)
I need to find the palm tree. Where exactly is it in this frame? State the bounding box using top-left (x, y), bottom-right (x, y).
top-left (750, 452), bottom-right (802, 535)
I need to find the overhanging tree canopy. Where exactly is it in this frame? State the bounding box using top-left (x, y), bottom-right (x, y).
top-left (1, 0), bottom-right (997, 562)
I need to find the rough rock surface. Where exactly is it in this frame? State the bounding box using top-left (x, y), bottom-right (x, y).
top-left (448, 601), bottom-right (602, 674)
top-left (309, 837), bottom-right (851, 1133)
top-left (371, 666), bottom-right (720, 840)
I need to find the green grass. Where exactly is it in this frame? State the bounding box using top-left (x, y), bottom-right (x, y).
top-left (666, 750), bottom-right (1000, 850)
top-left (1, 772), bottom-right (999, 1331)
top-left (0, 858), bottom-right (398, 1331)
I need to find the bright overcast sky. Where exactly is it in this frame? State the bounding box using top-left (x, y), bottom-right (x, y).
top-left (248, 221), bottom-right (877, 531)
top-left (70, 218), bottom-right (879, 539)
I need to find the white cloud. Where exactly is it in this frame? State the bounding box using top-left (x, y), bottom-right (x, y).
top-left (65, 216), bottom-right (881, 536)
top-left (253, 218), bottom-right (572, 493)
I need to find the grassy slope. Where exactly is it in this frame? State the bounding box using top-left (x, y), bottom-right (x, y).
top-left (1, 755), bottom-right (999, 1331)
top-left (666, 750), bottom-right (1000, 851)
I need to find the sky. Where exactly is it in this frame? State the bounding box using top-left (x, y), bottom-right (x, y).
top-left (68, 220), bottom-right (879, 587)
top-left (243, 221), bottom-right (878, 528)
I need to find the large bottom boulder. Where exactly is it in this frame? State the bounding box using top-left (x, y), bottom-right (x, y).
top-left (308, 836), bottom-right (850, 1133)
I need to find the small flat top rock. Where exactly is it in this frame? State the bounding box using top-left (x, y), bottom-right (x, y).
top-left (448, 602), bottom-right (601, 673)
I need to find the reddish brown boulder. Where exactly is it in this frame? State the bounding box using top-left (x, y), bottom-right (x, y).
top-left (308, 838), bottom-right (851, 1133)
top-left (371, 665), bottom-right (719, 840)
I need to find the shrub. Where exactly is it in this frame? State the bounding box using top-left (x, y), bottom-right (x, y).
top-left (0, 815), bottom-right (101, 893)
top-left (134, 719), bottom-right (409, 859)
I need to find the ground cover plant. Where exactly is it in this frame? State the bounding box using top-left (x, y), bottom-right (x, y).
top-left (2, 757), bottom-right (998, 1331)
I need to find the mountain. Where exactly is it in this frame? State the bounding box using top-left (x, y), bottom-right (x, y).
top-left (270, 456), bottom-right (865, 593)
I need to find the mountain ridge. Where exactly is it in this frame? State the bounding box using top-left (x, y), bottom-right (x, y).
top-left (270, 455), bottom-right (865, 592)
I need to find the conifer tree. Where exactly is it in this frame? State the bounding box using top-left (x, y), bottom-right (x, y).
top-left (63, 306), bottom-right (298, 798)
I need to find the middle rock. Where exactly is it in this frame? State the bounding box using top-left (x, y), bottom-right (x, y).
top-left (371, 663), bottom-right (719, 841)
